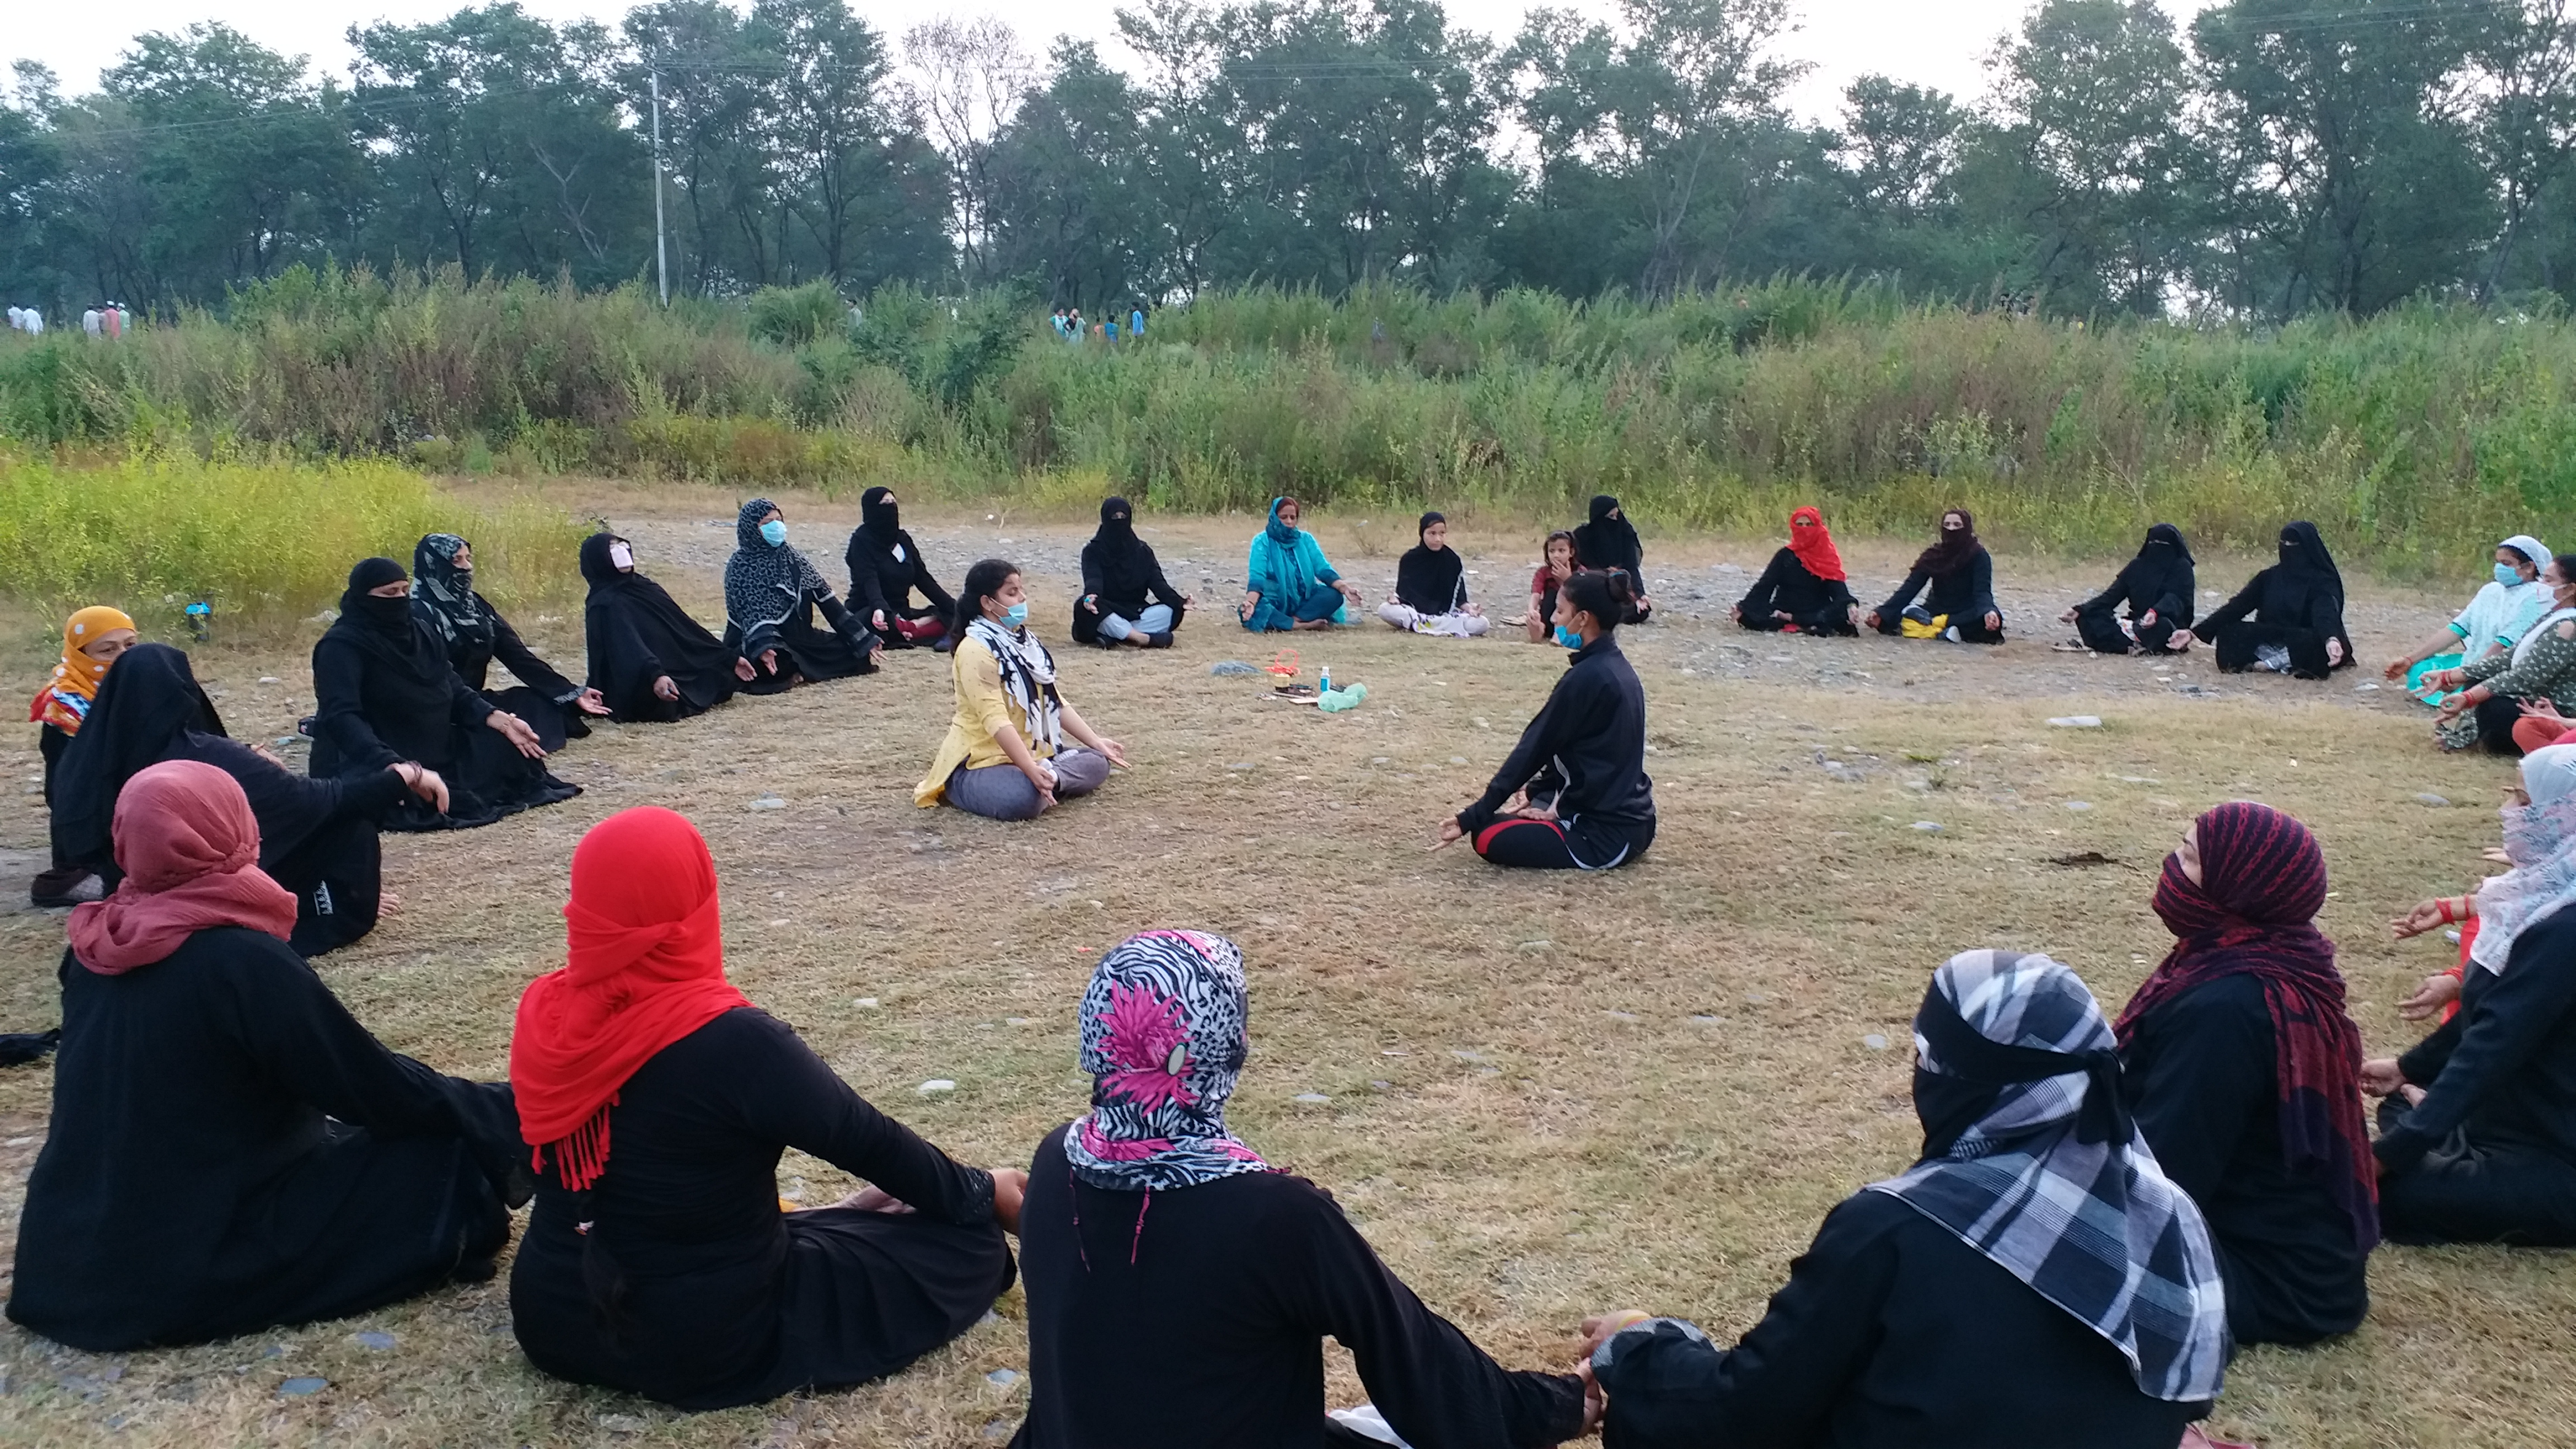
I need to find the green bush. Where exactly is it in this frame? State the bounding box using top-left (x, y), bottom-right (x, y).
top-left (0, 448), bottom-right (588, 626)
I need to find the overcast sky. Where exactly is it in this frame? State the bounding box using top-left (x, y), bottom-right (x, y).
top-left (7, 0), bottom-right (2213, 121)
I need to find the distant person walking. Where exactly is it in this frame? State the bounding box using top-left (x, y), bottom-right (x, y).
top-left (1130, 306), bottom-right (1145, 340)
top-left (81, 308), bottom-right (101, 338)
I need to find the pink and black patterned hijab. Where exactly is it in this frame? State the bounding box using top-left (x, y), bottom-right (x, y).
top-left (1063, 930), bottom-right (1270, 1192)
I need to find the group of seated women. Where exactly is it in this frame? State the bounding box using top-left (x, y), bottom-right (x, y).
top-left (30, 776), bottom-right (2568, 1443)
top-left (1240, 492), bottom-right (1657, 639)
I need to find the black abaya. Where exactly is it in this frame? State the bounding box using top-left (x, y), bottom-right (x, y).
top-left (7, 929), bottom-right (521, 1351)
top-left (1012, 1126), bottom-right (1585, 1449)
top-left (509, 1007), bottom-right (1012, 1410)
top-left (1573, 496), bottom-right (1651, 622)
top-left (310, 583), bottom-right (577, 830)
top-left (414, 533), bottom-right (590, 751)
top-left (1073, 496), bottom-right (1190, 645)
top-left (844, 487), bottom-right (958, 646)
top-left (1736, 548), bottom-right (1858, 633)
top-left (2120, 973), bottom-right (2369, 1344)
top-left (2194, 522), bottom-right (2354, 678)
top-left (579, 533), bottom-right (744, 722)
top-left (50, 644), bottom-right (404, 956)
top-left (2074, 524), bottom-right (2196, 655)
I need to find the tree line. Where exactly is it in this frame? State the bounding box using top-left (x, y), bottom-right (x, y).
top-left (6, 0), bottom-right (2576, 321)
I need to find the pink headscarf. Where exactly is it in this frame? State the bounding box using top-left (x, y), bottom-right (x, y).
top-left (65, 760), bottom-right (297, 974)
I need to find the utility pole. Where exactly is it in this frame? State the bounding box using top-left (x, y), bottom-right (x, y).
top-left (650, 60), bottom-right (669, 307)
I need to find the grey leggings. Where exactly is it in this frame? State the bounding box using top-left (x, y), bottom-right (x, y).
top-left (944, 747), bottom-right (1111, 821)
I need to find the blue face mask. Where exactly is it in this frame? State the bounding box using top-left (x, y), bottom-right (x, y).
top-left (2500, 562), bottom-right (2527, 587)
top-left (1555, 624), bottom-right (1584, 649)
top-left (995, 601), bottom-right (1029, 629)
top-left (759, 519), bottom-right (788, 547)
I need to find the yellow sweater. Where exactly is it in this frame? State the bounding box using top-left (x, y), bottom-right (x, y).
top-left (915, 635), bottom-right (1057, 806)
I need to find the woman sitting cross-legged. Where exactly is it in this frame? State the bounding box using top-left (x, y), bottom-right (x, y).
top-left (845, 486), bottom-right (960, 650)
top-left (310, 557), bottom-right (579, 830)
top-left (724, 498), bottom-right (881, 691)
top-left (1579, 950), bottom-right (2225, 1449)
top-left (1010, 929), bottom-right (1588, 1449)
top-left (28, 604), bottom-right (138, 906)
top-left (1573, 495), bottom-right (1654, 622)
top-left (1073, 495), bottom-right (1192, 648)
top-left (2385, 534), bottom-right (2551, 704)
top-left (1240, 495), bottom-right (1362, 631)
top-left (2193, 522), bottom-right (2354, 680)
top-left (7, 761), bottom-right (526, 1352)
top-left (2425, 550), bottom-right (2576, 754)
top-left (579, 531), bottom-right (756, 723)
top-left (1866, 508), bottom-right (2002, 643)
top-left (508, 806), bottom-right (1022, 1409)
top-left (918, 560), bottom-right (1128, 822)
top-left (51, 644), bottom-right (447, 956)
top-left (1436, 568), bottom-right (1655, 871)
top-left (1379, 511), bottom-right (1490, 637)
top-left (413, 532), bottom-right (609, 752)
top-left (1734, 506), bottom-right (1857, 635)
top-left (2366, 743), bottom-right (2576, 1246)
top-left (2115, 802), bottom-right (2376, 1346)
top-left (2061, 523), bottom-right (2196, 656)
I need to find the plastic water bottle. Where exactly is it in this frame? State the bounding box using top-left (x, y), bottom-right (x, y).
top-left (1317, 663), bottom-right (1331, 695)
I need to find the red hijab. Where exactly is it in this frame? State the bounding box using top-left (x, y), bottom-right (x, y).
top-left (2116, 802), bottom-right (2377, 1249)
top-left (510, 807), bottom-right (749, 1190)
top-left (1786, 506), bottom-right (1845, 582)
top-left (66, 760), bottom-right (297, 974)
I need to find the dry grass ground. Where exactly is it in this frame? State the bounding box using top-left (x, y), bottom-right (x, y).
top-left (0, 491), bottom-right (2563, 1447)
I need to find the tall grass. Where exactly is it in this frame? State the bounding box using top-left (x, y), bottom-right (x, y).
top-left (0, 448), bottom-right (588, 628)
top-left (15, 267), bottom-right (2576, 572)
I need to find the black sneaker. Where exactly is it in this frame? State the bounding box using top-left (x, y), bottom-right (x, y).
top-left (1149, 632), bottom-right (1175, 648)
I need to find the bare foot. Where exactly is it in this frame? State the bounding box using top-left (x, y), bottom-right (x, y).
top-left (380, 890), bottom-right (402, 917)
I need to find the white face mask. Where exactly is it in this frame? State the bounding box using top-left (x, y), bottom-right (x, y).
top-left (608, 541), bottom-right (634, 570)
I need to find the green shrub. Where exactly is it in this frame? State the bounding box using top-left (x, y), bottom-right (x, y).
top-left (0, 448), bottom-right (588, 626)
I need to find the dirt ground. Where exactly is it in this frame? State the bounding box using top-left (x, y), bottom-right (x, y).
top-left (0, 493), bottom-right (2561, 1448)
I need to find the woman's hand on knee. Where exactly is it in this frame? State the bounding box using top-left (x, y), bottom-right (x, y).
top-left (990, 1168), bottom-right (1028, 1234)
top-left (1431, 816), bottom-right (1465, 851)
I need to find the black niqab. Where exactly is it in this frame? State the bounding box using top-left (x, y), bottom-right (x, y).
top-left (1078, 496), bottom-right (1162, 607)
top-left (316, 558), bottom-right (468, 766)
top-left (2114, 524), bottom-right (2196, 615)
top-left (2257, 522), bottom-right (2348, 627)
top-left (860, 486), bottom-right (901, 543)
top-left (1573, 495), bottom-right (1643, 574)
top-left (580, 532), bottom-right (741, 719)
top-left (49, 643), bottom-right (224, 870)
top-left (1913, 508), bottom-right (1982, 578)
top-left (1394, 510), bottom-right (1467, 615)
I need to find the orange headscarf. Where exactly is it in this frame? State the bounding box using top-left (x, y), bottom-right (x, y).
top-left (29, 605), bottom-right (136, 732)
top-left (1787, 506), bottom-right (1845, 583)
top-left (509, 807), bottom-right (750, 1190)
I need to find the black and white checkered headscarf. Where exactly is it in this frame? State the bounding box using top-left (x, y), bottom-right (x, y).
top-left (1869, 949), bottom-right (2229, 1404)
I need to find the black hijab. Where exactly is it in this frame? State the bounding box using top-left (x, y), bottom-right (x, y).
top-left (2115, 523), bottom-right (2196, 615)
top-left (49, 643), bottom-right (225, 870)
top-left (2256, 521), bottom-right (2352, 657)
top-left (1573, 495), bottom-right (1643, 574)
top-left (319, 557), bottom-right (463, 756)
top-left (1080, 495), bottom-right (1164, 607)
top-left (580, 532), bottom-right (740, 714)
top-left (1395, 510), bottom-right (1467, 615)
top-left (1912, 508), bottom-right (1982, 578)
top-left (860, 486), bottom-right (902, 544)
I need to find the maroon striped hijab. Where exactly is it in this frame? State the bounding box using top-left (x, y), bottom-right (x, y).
top-left (2118, 802), bottom-right (2378, 1249)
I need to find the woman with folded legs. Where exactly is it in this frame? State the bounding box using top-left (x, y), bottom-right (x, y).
top-left (508, 806), bottom-right (1022, 1409)
top-left (2386, 535), bottom-right (2551, 704)
top-left (2115, 802), bottom-right (2376, 1346)
top-left (1579, 950), bottom-right (2225, 1448)
top-left (2366, 744), bottom-right (2576, 1245)
top-left (724, 498), bottom-right (880, 691)
top-left (1011, 929), bottom-right (1587, 1449)
top-left (1734, 506), bottom-right (1857, 635)
top-left (51, 644), bottom-right (446, 956)
top-left (2425, 551), bottom-right (2576, 754)
top-left (1073, 496), bottom-right (1191, 649)
top-left (844, 486), bottom-right (959, 650)
top-left (28, 604), bottom-right (137, 906)
top-left (1436, 569), bottom-right (1655, 871)
top-left (412, 533), bottom-right (608, 751)
top-left (1867, 509), bottom-right (2002, 643)
top-left (2193, 522), bottom-right (2355, 679)
top-left (310, 558), bottom-right (577, 831)
top-left (8, 761), bottom-right (523, 1351)
top-left (1380, 512), bottom-right (1490, 637)
top-left (918, 560), bottom-right (1128, 822)
top-left (2062, 524), bottom-right (2196, 656)
top-left (579, 531), bottom-right (756, 723)
top-left (1573, 495), bottom-right (1654, 622)
top-left (1241, 496), bottom-right (1362, 632)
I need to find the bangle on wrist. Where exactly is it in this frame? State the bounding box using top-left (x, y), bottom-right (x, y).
top-left (2437, 898), bottom-right (2456, 924)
